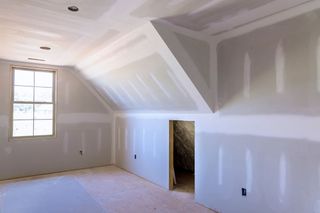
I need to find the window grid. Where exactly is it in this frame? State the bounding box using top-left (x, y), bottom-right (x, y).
top-left (11, 67), bottom-right (56, 138)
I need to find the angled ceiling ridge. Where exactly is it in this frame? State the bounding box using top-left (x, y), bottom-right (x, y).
top-left (152, 21), bottom-right (215, 112)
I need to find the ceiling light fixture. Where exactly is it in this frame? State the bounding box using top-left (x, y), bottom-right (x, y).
top-left (40, 46), bottom-right (51, 50)
top-left (28, 57), bottom-right (46, 62)
top-left (68, 6), bottom-right (79, 12)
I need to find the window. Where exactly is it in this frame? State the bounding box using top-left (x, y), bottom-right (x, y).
top-left (11, 67), bottom-right (56, 138)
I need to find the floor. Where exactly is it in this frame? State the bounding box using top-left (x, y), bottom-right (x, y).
top-left (0, 166), bottom-right (215, 213)
top-left (174, 170), bottom-right (195, 196)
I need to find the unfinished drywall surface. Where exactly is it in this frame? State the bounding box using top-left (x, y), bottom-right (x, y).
top-left (218, 9), bottom-right (320, 115)
top-left (164, 0), bottom-right (275, 31)
top-left (152, 21), bottom-right (214, 111)
top-left (0, 0), bottom-right (311, 67)
top-left (201, 8), bottom-right (320, 213)
top-left (77, 23), bottom-right (211, 113)
top-left (90, 53), bottom-right (197, 111)
top-left (130, 0), bottom-right (212, 19)
top-left (115, 7), bottom-right (320, 213)
top-left (174, 33), bottom-right (210, 86)
top-left (115, 109), bottom-right (320, 213)
top-left (173, 121), bottom-right (194, 173)
top-left (0, 60), bottom-right (112, 180)
top-left (2, 0), bottom-right (308, 114)
top-left (115, 116), bottom-right (169, 189)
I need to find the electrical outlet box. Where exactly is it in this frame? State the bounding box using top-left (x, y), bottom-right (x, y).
top-left (242, 188), bottom-right (247, 196)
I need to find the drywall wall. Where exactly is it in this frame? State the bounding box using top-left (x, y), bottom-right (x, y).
top-left (0, 59), bottom-right (113, 180)
top-left (218, 9), bottom-right (320, 115)
top-left (115, 6), bottom-right (320, 213)
top-left (115, 116), bottom-right (169, 189)
top-left (197, 8), bottom-right (320, 213)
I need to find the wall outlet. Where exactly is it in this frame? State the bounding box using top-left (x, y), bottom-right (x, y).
top-left (242, 188), bottom-right (247, 196)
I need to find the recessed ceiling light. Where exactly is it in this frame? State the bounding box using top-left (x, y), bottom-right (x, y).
top-left (28, 57), bottom-right (46, 62)
top-left (68, 6), bottom-right (79, 12)
top-left (40, 46), bottom-right (51, 50)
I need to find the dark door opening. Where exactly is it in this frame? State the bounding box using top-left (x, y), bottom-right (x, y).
top-left (169, 120), bottom-right (195, 194)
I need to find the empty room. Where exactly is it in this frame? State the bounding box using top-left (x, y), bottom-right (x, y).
top-left (1, 0), bottom-right (320, 213)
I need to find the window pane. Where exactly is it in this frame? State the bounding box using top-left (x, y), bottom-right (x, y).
top-left (35, 87), bottom-right (52, 102)
top-left (14, 86), bottom-right (34, 102)
top-left (35, 72), bottom-right (53, 87)
top-left (13, 104), bottom-right (33, 120)
top-left (35, 104), bottom-right (53, 119)
top-left (13, 120), bottom-right (33, 137)
top-left (14, 70), bottom-right (34, 86)
top-left (34, 120), bottom-right (53, 136)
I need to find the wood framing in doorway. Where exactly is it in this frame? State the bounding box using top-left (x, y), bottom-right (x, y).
top-left (169, 120), bottom-right (174, 190)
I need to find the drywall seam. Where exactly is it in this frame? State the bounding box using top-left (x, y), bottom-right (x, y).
top-left (205, 0), bottom-right (314, 36)
top-left (113, 109), bottom-right (211, 115)
top-left (57, 113), bottom-right (112, 123)
top-left (209, 40), bottom-right (219, 111)
top-left (213, 0), bottom-right (320, 43)
top-left (76, 25), bottom-right (150, 70)
top-left (151, 20), bottom-right (212, 42)
top-left (114, 113), bottom-right (320, 142)
top-left (111, 114), bottom-right (116, 164)
top-left (243, 53), bottom-right (251, 98)
top-left (317, 36), bottom-right (320, 93)
top-left (275, 41), bottom-right (285, 94)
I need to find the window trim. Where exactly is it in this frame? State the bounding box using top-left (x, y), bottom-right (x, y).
top-left (9, 65), bottom-right (57, 140)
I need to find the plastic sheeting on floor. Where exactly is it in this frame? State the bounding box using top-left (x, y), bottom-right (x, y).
top-left (0, 176), bottom-right (105, 213)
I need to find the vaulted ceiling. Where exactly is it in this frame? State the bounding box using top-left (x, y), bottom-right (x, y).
top-left (0, 0), bottom-right (313, 112)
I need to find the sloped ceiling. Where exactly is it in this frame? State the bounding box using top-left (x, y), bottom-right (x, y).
top-left (76, 22), bottom-right (212, 112)
top-left (0, 0), bottom-right (313, 112)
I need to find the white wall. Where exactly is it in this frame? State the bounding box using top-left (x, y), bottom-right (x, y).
top-left (115, 6), bottom-right (320, 213)
top-left (0, 59), bottom-right (113, 180)
top-left (115, 116), bottom-right (169, 189)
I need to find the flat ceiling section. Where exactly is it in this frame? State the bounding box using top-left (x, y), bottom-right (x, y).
top-left (164, 0), bottom-right (275, 31)
top-left (130, 0), bottom-right (213, 19)
top-left (16, 0), bottom-right (117, 19)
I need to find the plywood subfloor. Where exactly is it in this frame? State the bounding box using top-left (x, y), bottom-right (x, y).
top-left (174, 170), bottom-right (195, 198)
top-left (0, 166), bottom-right (215, 213)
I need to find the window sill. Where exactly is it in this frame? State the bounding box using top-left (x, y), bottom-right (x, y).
top-left (9, 134), bottom-right (56, 142)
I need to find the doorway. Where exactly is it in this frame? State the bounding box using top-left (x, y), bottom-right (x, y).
top-left (169, 120), bottom-right (195, 194)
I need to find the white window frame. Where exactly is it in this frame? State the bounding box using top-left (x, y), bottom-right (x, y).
top-left (10, 66), bottom-right (57, 140)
